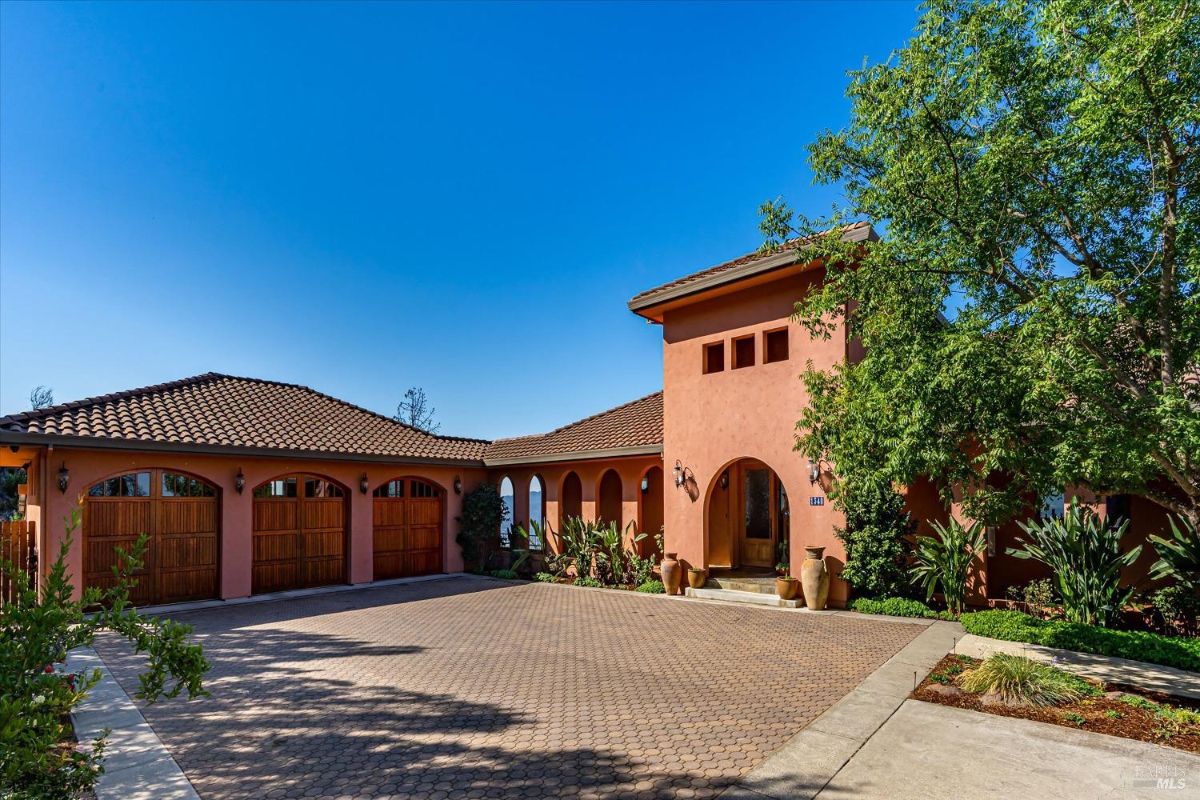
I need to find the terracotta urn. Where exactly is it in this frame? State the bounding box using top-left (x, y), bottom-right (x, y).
top-left (800, 546), bottom-right (830, 610)
top-left (687, 567), bottom-right (707, 590)
top-left (775, 577), bottom-right (800, 601)
top-left (660, 552), bottom-right (682, 595)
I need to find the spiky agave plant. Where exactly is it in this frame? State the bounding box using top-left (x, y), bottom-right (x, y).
top-left (1009, 500), bottom-right (1141, 627)
top-left (911, 519), bottom-right (986, 615)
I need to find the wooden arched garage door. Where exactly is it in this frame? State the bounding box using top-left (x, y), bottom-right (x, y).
top-left (84, 470), bottom-right (219, 606)
top-left (372, 478), bottom-right (444, 580)
top-left (252, 475), bottom-right (348, 594)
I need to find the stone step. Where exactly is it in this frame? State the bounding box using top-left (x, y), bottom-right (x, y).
top-left (685, 586), bottom-right (802, 609)
top-left (705, 577), bottom-right (778, 595)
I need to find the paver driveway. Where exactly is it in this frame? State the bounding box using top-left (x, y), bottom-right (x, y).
top-left (95, 577), bottom-right (921, 799)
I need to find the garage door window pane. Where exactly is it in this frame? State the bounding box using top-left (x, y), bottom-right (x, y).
top-left (162, 473), bottom-right (216, 497)
top-left (254, 478), bottom-right (297, 498)
top-left (373, 480), bottom-right (404, 498)
top-left (411, 480), bottom-right (438, 498)
top-left (305, 479), bottom-right (344, 498)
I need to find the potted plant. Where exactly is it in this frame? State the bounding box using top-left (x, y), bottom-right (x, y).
top-left (775, 566), bottom-right (800, 601)
top-left (687, 566), bottom-right (708, 590)
top-left (776, 539), bottom-right (790, 577)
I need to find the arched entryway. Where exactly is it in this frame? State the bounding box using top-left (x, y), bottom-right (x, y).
top-left (252, 474), bottom-right (348, 594)
top-left (83, 468), bottom-right (219, 606)
top-left (597, 469), bottom-right (623, 528)
top-left (706, 459), bottom-right (789, 570)
top-left (560, 471), bottom-right (582, 527)
top-left (372, 477), bottom-right (445, 580)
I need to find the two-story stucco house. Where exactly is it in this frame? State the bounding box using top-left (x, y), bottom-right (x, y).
top-left (0, 223), bottom-right (1158, 607)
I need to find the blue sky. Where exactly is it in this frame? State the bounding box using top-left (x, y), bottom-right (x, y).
top-left (0, 1), bottom-right (920, 439)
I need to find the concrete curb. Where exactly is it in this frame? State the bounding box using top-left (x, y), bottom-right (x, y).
top-left (954, 633), bottom-right (1200, 700)
top-left (66, 648), bottom-right (198, 800)
top-left (722, 620), bottom-right (963, 800)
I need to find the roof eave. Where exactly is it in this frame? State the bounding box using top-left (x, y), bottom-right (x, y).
top-left (0, 430), bottom-right (487, 468)
top-left (483, 444), bottom-right (663, 467)
top-left (627, 223), bottom-right (878, 320)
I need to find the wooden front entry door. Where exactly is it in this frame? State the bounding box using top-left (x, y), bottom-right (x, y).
top-left (252, 475), bottom-right (347, 594)
top-left (84, 469), bottom-right (219, 606)
top-left (372, 478), bottom-right (444, 580)
top-left (740, 464), bottom-right (775, 568)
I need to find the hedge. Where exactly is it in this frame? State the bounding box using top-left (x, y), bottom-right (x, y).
top-left (960, 610), bottom-right (1200, 673)
top-left (848, 597), bottom-right (954, 620)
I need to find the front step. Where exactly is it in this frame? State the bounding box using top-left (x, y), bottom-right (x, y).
top-left (705, 576), bottom-right (778, 595)
top-left (685, 586), bottom-right (802, 608)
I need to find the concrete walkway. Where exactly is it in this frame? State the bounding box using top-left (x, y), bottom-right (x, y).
top-left (66, 648), bottom-right (198, 800)
top-left (825, 700), bottom-right (1199, 799)
top-left (955, 633), bottom-right (1200, 700)
top-left (724, 618), bottom-right (1200, 800)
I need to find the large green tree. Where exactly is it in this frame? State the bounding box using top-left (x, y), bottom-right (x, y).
top-left (762, 0), bottom-right (1198, 526)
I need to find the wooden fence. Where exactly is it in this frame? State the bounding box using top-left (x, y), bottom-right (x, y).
top-left (1, 520), bottom-right (37, 605)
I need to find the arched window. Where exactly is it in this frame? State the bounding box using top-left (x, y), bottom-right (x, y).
top-left (499, 476), bottom-right (515, 547)
top-left (528, 476), bottom-right (544, 549)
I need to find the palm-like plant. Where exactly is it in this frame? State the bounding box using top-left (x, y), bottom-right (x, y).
top-left (911, 519), bottom-right (986, 615)
top-left (1149, 516), bottom-right (1200, 590)
top-left (1008, 499), bottom-right (1141, 627)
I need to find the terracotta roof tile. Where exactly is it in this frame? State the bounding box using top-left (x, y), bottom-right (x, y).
top-left (628, 221), bottom-right (875, 309)
top-left (0, 373), bottom-right (489, 462)
top-left (483, 392), bottom-right (663, 463)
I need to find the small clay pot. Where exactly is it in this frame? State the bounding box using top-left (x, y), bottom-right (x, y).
top-left (660, 553), bottom-right (682, 595)
top-left (687, 567), bottom-right (708, 590)
top-left (775, 577), bottom-right (800, 601)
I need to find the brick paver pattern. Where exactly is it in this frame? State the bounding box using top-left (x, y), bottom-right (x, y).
top-left (95, 578), bottom-right (921, 799)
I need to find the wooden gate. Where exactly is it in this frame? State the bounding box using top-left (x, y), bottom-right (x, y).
top-left (372, 478), bottom-right (444, 580)
top-left (83, 470), bottom-right (219, 606)
top-left (252, 475), bottom-right (347, 594)
top-left (1, 520), bottom-right (36, 605)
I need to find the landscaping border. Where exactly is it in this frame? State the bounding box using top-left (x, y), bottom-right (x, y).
top-left (65, 648), bottom-right (198, 800)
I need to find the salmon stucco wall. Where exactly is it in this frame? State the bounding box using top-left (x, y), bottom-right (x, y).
top-left (486, 456), bottom-right (664, 548)
top-left (23, 446), bottom-right (486, 601)
top-left (658, 268), bottom-right (853, 605)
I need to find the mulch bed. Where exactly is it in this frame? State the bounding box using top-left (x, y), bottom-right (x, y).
top-left (913, 654), bottom-right (1200, 754)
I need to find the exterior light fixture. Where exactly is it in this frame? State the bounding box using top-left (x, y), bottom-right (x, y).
top-left (453, 476), bottom-right (463, 495)
top-left (56, 462), bottom-right (70, 494)
top-left (359, 474), bottom-right (370, 495)
top-left (807, 458), bottom-right (820, 485)
top-left (234, 468), bottom-right (245, 495)
top-left (719, 471), bottom-right (729, 490)
top-left (641, 477), bottom-right (649, 493)
top-left (673, 460), bottom-right (685, 488)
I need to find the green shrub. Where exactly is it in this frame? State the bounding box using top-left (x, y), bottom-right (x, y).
top-left (455, 484), bottom-right (506, 572)
top-left (573, 576), bottom-right (603, 588)
top-left (835, 483), bottom-right (916, 598)
top-left (635, 580), bottom-right (665, 594)
top-left (1153, 585), bottom-right (1200, 636)
top-left (488, 569), bottom-right (518, 580)
top-left (848, 596), bottom-right (953, 620)
top-left (1150, 516), bottom-right (1200, 590)
top-left (958, 653), bottom-right (1097, 706)
top-left (1005, 578), bottom-right (1058, 615)
top-left (1, 510), bottom-right (210, 798)
top-left (911, 518), bottom-right (986, 615)
top-left (534, 572), bottom-right (558, 583)
top-left (1008, 500), bottom-right (1141, 627)
top-left (960, 610), bottom-right (1200, 672)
